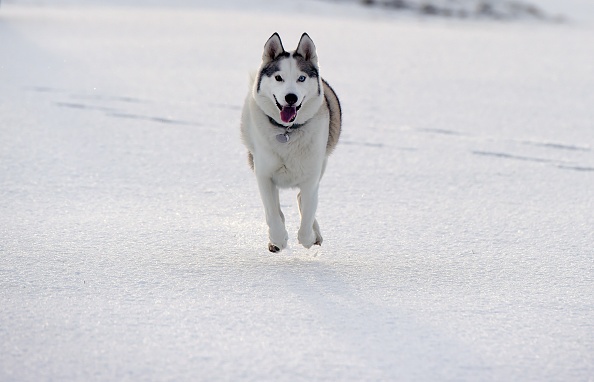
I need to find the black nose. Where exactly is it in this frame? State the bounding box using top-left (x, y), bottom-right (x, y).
top-left (285, 93), bottom-right (298, 105)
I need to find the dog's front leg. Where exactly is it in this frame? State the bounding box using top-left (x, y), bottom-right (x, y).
top-left (297, 182), bottom-right (322, 249)
top-left (256, 175), bottom-right (288, 252)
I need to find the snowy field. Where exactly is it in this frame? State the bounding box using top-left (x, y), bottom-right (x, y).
top-left (1, 0), bottom-right (593, 380)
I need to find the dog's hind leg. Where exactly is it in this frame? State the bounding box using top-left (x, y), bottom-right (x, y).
top-left (256, 175), bottom-right (288, 252)
top-left (297, 188), bottom-right (323, 248)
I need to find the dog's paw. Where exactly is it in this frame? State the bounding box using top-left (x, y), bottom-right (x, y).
top-left (314, 236), bottom-right (323, 246)
top-left (298, 229), bottom-right (320, 249)
top-left (268, 227), bottom-right (288, 253)
top-left (313, 222), bottom-right (323, 246)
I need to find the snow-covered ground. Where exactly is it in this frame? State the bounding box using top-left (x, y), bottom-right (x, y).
top-left (1, 1), bottom-right (593, 380)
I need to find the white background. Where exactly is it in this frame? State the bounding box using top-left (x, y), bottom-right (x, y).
top-left (1, 0), bottom-right (593, 380)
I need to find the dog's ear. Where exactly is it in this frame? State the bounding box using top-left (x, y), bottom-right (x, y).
top-left (296, 33), bottom-right (317, 63)
top-left (262, 33), bottom-right (285, 63)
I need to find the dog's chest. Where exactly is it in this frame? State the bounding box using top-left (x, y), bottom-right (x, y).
top-left (270, 137), bottom-right (323, 187)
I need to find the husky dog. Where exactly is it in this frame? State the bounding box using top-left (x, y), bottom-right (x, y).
top-left (240, 32), bottom-right (341, 252)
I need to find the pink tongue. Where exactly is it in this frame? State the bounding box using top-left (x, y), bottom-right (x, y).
top-left (280, 106), bottom-right (297, 123)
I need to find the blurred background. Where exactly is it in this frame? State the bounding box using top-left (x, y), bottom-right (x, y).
top-left (3, 0), bottom-right (594, 22)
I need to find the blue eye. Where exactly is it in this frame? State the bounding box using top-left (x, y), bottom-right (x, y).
top-left (275, 75), bottom-right (283, 82)
top-left (297, 75), bottom-right (306, 82)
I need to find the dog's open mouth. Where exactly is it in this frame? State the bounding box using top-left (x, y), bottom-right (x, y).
top-left (274, 95), bottom-right (302, 124)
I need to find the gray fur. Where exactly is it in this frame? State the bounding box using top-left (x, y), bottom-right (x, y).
top-left (322, 78), bottom-right (342, 155)
top-left (293, 53), bottom-right (319, 78)
top-left (256, 53), bottom-right (290, 93)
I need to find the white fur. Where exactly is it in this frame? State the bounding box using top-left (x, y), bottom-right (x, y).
top-left (241, 33), bottom-right (332, 252)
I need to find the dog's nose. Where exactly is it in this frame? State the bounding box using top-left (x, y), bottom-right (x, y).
top-left (285, 93), bottom-right (298, 105)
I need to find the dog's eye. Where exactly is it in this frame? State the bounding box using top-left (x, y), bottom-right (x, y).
top-left (297, 75), bottom-right (306, 82)
top-left (275, 75), bottom-right (283, 82)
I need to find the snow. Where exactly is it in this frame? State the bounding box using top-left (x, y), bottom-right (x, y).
top-left (1, 0), bottom-right (593, 380)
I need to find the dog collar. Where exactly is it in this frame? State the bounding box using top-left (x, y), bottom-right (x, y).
top-left (267, 116), bottom-right (305, 143)
top-left (267, 116), bottom-right (304, 129)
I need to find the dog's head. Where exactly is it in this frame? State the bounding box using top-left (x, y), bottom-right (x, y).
top-left (254, 33), bottom-right (323, 126)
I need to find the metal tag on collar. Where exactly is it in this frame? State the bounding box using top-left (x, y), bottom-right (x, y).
top-left (276, 133), bottom-right (290, 143)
